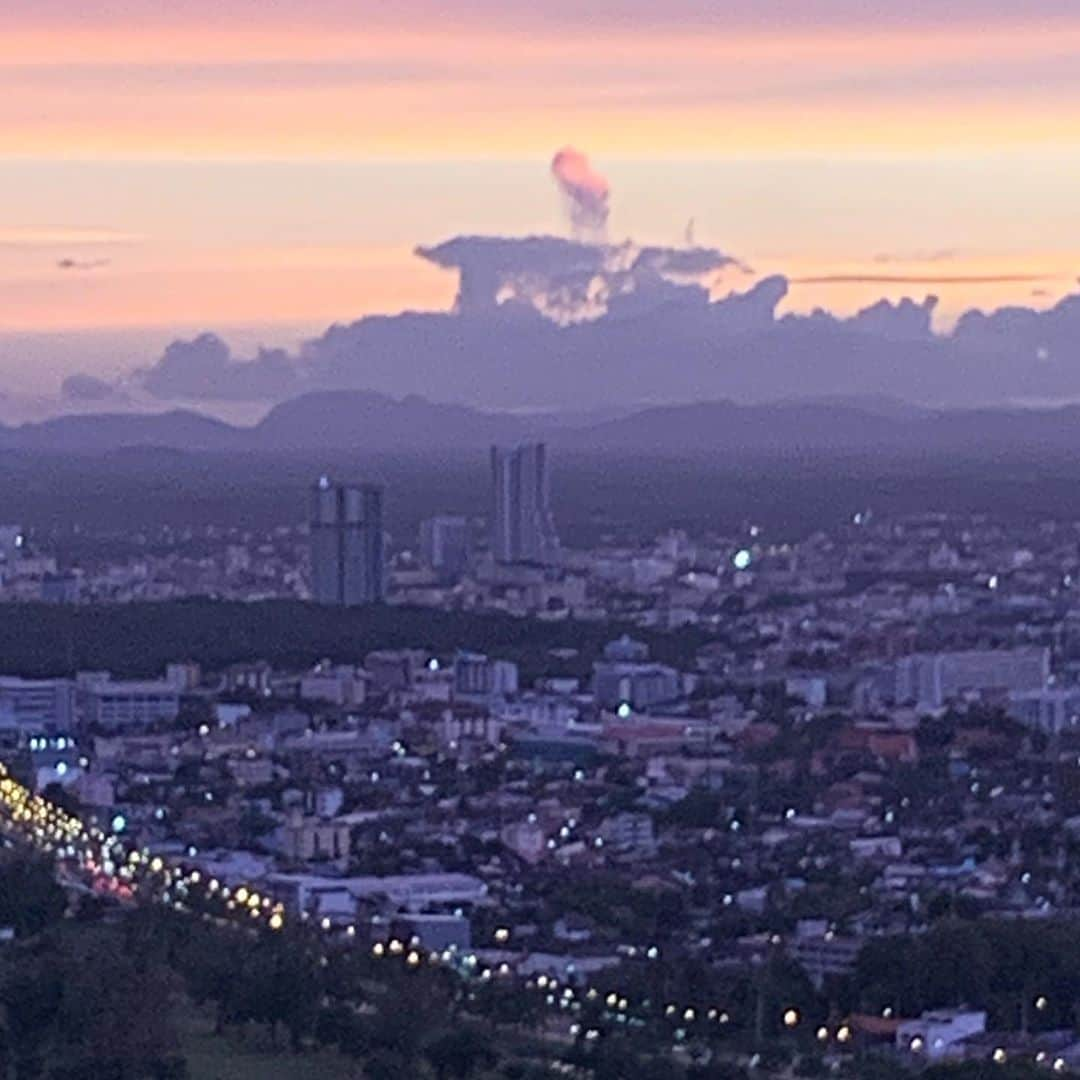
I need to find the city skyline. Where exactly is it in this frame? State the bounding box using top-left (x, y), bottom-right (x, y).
top-left (6, 7), bottom-right (1080, 1079)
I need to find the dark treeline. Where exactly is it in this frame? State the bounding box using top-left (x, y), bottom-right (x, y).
top-left (1, 847), bottom-right (1077, 1080)
top-left (0, 849), bottom-right (498, 1080)
top-left (853, 918), bottom-right (1080, 1032)
top-left (0, 600), bottom-right (707, 683)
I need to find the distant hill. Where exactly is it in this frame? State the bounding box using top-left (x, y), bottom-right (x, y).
top-left (4, 390), bottom-right (1080, 458)
top-left (250, 390), bottom-right (528, 450)
top-left (562, 400), bottom-right (901, 454)
top-left (0, 409), bottom-right (239, 452)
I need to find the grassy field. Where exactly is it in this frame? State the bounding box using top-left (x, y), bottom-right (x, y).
top-left (180, 1012), bottom-right (361, 1080)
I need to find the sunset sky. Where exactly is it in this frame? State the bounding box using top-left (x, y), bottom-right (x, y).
top-left (2, 0), bottom-right (1080, 395)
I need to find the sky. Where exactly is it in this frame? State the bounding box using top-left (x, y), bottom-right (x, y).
top-left (2, 0), bottom-right (1080, 399)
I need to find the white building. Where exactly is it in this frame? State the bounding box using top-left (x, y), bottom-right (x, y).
top-left (788, 924), bottom-right (862, 988)
top-left (76, 672), bottom-right (180, 730)
top-left (454, 652), bottom-right (519, 699)
top-left (299, 665), bottom-right (367, 707)
top-left (1008, 688), bottom-right (1080, 735)
top-left (593, 661), bottom-right (681, 711)
top-left (894, 648), bottom-right (1049, 709)
top-left (786, 675), bottom-right (827, 709)
top-left (599, 812), bottom-right (656, 854)
top-left (501, 820), bottom-right (547, 864)
top-left (897, 1009), bottom-right (987, 1061)
top-left (268, 872), bottom-right (488, 915)
top-left (0, 677), bottom-right (75, 731)
top-left (438, 710), bottom-right (504, 751)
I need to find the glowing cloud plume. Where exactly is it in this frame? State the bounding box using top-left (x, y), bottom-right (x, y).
top-left (551, 147), bottom-right (610, 239)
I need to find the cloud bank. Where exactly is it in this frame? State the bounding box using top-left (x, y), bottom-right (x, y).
top-left (37, 149), bottom-right (1080, 413)
top-left (57, 234), bottom-right (1078, 412)
top-left (137, 333), bottom-right (299, 401)
top-left (414, 235), bottom-right (744, 323)
top-left (60, 373), bottom-right (120, 402)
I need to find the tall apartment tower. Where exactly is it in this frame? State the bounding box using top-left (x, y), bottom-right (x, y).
top-left (490, 443), bottom-right (560, 565)
top-left (310, 477), bottom-right (385, 605)
top-left (419, 515), bottom-right (471, 581)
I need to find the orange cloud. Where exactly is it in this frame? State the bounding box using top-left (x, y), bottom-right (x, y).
top-left (1, 15), bottom-right (1079, 158)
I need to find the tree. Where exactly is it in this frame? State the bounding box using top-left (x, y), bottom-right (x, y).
top-left (41, 783), bottom-right (81, 819)
top-left (0, 959), bottom-right (62, 1080)
top-left (795, 1053), bottom-right (827, 1077)
top-left (50, 926), bottom-right (184, 1078)
top-left (424, 1028), bottom-right (498, 1080)
top-left (686, 1065), bottom-right (750, 1080)
top-left (364, 1050), bottom-right (410, 1080)
top-left (173, 921), bottom-right (247, 1034)
top-left (470, 980), bottom-right (542, 1030)
top-left (364, 970), bottom-right (453, 1064)
top-left (0, 922), bottom-right (185, 1080)
top-left (224, 926), bottom-right (323, 1049)
top-left (0, 852), bottom-right (67, 938)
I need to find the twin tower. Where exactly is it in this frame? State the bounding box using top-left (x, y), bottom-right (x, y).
top-left (310, 443), bottom-right (559, 606)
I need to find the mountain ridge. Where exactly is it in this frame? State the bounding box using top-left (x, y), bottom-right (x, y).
top-left (3, 389), bottom-right (1080, 457)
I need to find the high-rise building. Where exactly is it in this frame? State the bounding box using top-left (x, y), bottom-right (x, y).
top-left (490, 443), bottom-right (560, 565)
top-left (310, 477), bottom-right (384, 606)
top-left (419, 515), bottom-right (470, 581)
